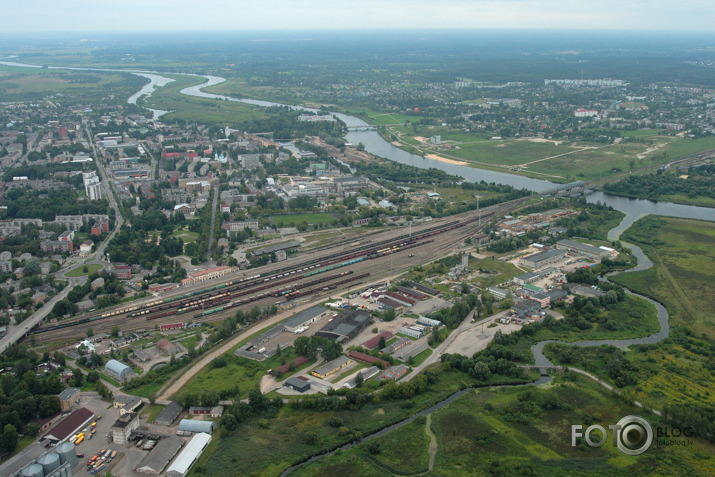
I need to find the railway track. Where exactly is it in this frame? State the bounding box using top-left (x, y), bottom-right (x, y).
top-left (30, 202), bottom-right (513, 344)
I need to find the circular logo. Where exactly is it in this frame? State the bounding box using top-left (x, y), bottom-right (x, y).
top-left (615, 415), bottom-right (653, 456)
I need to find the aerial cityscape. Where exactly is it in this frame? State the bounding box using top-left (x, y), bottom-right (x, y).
top-left (0, 3), bottom-right (713, 477)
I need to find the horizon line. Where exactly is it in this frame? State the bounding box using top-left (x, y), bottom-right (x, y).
top-left (2, 27), bottom-right (715, 36)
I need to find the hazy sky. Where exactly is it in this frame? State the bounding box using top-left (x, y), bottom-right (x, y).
top-left (3, 0), bottom-right (714, 32)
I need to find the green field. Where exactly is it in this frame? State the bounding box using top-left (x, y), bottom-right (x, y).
top-left (140, 73), bottom-right (272, 126)
top-left (657, 136), bottom-right (715, 161)
top-left (0, 66), bottom-right (146, 102)
top-left (197, 368), bottom-right (480, 477)
top-left (616, 217), bottom-right (715, 338)
top-left (602, 216), bottom-right (715, 410)
top-left (542, 216), bottom-right (715, 412)
top-left (539, 295), bottom-right (660, 342)
top-left (65, 263), bottom-right (104, 277)
top-left (381, 122), bottom-right (715, 183)
top-left (657, 194), bottom-right (715, 208)
top-left (292, 374), bottom-right (715, 477)
top-left (170, 229), bottom-right (200, 244)
top-left (178, 347), bottom-right (300, 399)
top-left (204, 77), bottom-right (311, 106)
top-left (272, 213), bottom-right (337, 226)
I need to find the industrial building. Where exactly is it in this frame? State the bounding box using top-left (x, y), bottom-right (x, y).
top-left (556, 239), bottom-right (611, 259)
top-left (111, 412), bottom-right (139, 445)
top-left (381, 337), bottom-right (410, 355)
top-left (361, 331), bottom-right (394, 350)
top-left (166, 432), bottom-right (212, 477)
top-left (113, 395), bottom-right (142, 415)
top-left (416, 316), bottom-right (442, 327)
top-left (379, 364), bottom-right (409, 381)
top-left (314, 309), bottom-right (371, 343)
top-left (135, 436), bottom-right (185, 475)
top-left (347, 350), bottom-right (389, 367)
top-left (512, 271), bottom-right (540, 286)
top-left (343, 366), bottom-right (380, 389)
top-left (310, 356), bottom-right (353, 379)
top-left (178, 419), bottom-right (216, 435)
top-left (398, 326), bottom-right (425, 339)
top-left (285, 376), bottom-right (311, 393)
top-left (520, 249), bottom-right (567, 269)
top-left (511, 299), bottom-right (542, 319)
top-left (6, 442), bottom-right (77, 477)
top-left (58, 388), bottom-right (80, 412)
top-left (281, 305), bottom-right (328, 333)
top-left (408, 281), bottom-right (438, 296)
top-left (155, 401), bottom-right (184, 426)
top-left (189, 406), bottom-right (224, 418)
top-left (43, 408), bottom-right (94, 444)
top-left (393, 341), bottom-right (430, 362)
top-left (487, 286), bottom-right (509, 300)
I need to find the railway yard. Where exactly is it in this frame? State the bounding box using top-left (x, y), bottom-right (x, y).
top-left (28, 201), bottom-right (514, 345)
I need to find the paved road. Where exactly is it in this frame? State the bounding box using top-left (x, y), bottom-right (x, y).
top-left (205, 186), bottom-right (219, 265)
top-left (0, 127), bottom-right (128, 353)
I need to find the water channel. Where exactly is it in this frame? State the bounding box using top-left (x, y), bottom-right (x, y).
top-left (177, 74), bottom-right (715, 223)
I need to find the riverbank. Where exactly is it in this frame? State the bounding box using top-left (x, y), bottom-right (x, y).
top-left (597, 189), bottom-right (715, 209)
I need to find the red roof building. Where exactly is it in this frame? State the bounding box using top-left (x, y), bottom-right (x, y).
top-left (113, 265), bottom-right (132, 280)
top-left (348, 350), bottom-right (389, 367)
top-left (43, 407), bottom-right (95, 443)
top-left (361, 331), bottom-right (394, 350)
top-left (160, 323), bottom-right (185, 331)
top-left (275, 356), bottom-right (310, 375)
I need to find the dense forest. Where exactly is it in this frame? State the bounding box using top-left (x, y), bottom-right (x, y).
top-left (0, 346), bottom-right (66, 454)
top-left (1, 188), bottom-right (111, 222)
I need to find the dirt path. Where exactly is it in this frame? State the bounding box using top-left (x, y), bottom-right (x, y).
top-left (156, 302), bottom-right (318, 400)
top-left (425, 414), bottom-right (438, 471)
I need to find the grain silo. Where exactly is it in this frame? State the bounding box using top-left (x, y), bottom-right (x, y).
top-left (55, 441), bottom-right (78, 468)
top-left (37, 452), bottom-right (60, 474)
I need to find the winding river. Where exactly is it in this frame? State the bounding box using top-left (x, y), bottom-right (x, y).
top-left (177, 74), bottom-right (708, 474)
top-left (3, 62), bottom-right (714, 472)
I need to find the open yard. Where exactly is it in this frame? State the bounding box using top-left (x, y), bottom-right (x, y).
top-left (177, 347), bottom-right (301, 399)
top-left (65, 263), bottom-right (104, 277)
top-left (272, 213), bottom-right (337, 227)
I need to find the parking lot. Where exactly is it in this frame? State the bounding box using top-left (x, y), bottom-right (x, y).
top-left (71, 392), bottom-right (122, 476)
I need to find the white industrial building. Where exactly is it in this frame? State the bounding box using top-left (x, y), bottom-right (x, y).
top-left (166, 432), bottom-right (212, 477)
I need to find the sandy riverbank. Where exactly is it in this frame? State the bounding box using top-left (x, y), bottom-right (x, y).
top-left (425, 153), bottom-right (469, 165)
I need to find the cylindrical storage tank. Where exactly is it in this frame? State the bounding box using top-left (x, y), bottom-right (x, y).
top-left (55, 441), bottom-right (78, 468)
top-left (20, 463), bottom-right (44, 477)
top-left (37, 452), bottom-right (61, 474)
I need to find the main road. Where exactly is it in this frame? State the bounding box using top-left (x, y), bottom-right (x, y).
top-left (0, 126), bottom-right (127, 353)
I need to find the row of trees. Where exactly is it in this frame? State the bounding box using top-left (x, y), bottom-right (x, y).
top-left (294, 336), bottom-right (343, 361)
